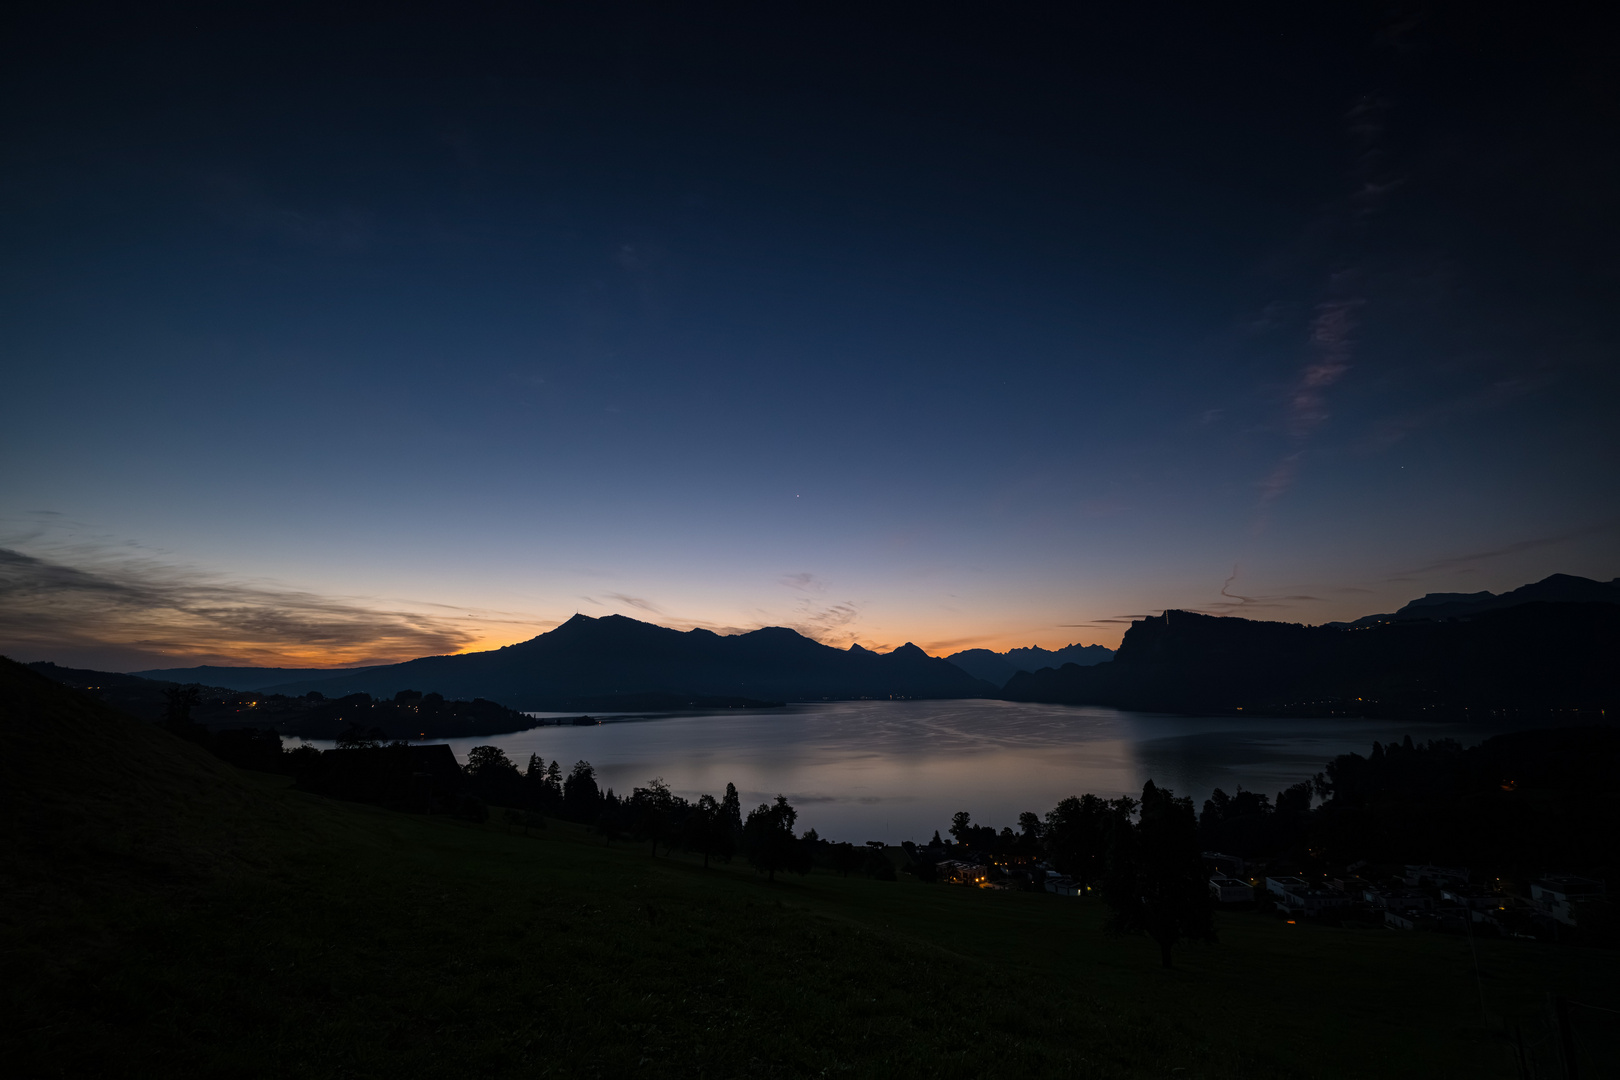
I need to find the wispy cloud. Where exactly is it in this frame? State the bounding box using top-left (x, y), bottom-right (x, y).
top-left (779, 571), bottom-right (863, 647)
top-left (1202, 566), bottom-right (1323, 614)
top-left (1259, 294), bottom-right (1360, 508)
top-left (0, 542), bottom-right (542, 669)
top-left (601, 592), bottom-right (663, 615)
top-left (1059, 615), bottom-right (1153, 626)
top-left (1402, 528), bottom-right (1593, 577)
top-left (1361, 377), bottom-right (1547, 453)
top-left (919, 635), bottom-right (989, 654)
top-left (205, 173), bottom-right (374, 253)
top-left (1257, 92), bottom-right (1400, 512)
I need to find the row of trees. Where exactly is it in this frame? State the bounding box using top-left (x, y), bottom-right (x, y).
top-left (939, 783), bottom-right (1214, 968)
top-left (457, 745), bottom-right (827, 880)
top-left (1189, 729), bottom-right (1618, 880)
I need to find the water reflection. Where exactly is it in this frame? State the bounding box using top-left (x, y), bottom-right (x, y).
top-left (289, 699), bottom-right (1523, 842)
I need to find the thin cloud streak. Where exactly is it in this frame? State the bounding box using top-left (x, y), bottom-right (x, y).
top-left (601, 592), bottom-right (664, 615)
top-left (1403, 530), bottom-right (1589, 577)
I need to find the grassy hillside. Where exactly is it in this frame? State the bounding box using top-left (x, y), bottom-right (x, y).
top-left (2, 658), bottom-right (1612, 1078)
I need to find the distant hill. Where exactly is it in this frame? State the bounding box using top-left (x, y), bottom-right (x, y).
top-left (25, 661), bottom-right (233, 721)
top-left (1003, 601), bottom-right (1620, 718)
top-left (1332, 573), bottom-right (1620, 628)
top-left (131, 664), bottom-right (385, 690)
top-left (257, 614), bottom-right (999, 708)
top-left (945, 643), bottom-right (1112, 687)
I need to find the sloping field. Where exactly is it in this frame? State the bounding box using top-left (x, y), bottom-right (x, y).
top-left (2, 658), bottom-right (1611, 1078)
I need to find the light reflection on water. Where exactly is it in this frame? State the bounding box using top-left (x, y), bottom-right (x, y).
top-left (287, 699), bottom-right (1523, 843)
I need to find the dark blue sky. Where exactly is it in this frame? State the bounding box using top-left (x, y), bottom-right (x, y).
top-left (2, 2), bottom-right (1616, 668)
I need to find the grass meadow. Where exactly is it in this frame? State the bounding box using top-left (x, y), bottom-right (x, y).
top-left (3, 660), bottom-right (1613, 1078)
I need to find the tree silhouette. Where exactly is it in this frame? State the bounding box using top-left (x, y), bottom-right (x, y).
top-left (465, 745), bottom-right (523, 804)
top-left (162, 685), bottom-right (204, 741)
top-left (631, 777), bottom-right (685, 856)
top-left (742, 795), bottom-right (810, 882)
top-left (542, 759), bottom-right (564, 811)
top-left (563, 760), bottom-right (600, 823)
top-left (1100, 781), bottom-right (1215, 969)
top-left (1045, 793), bottom-right (1134, 889)
top-left (682, 793), bottom-right (735, 868)
top-left (335, 721), bottom-right (386, 750)
top-left (721, 782), bottom-right (744, 843)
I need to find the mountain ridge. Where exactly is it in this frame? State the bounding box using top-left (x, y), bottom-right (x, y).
top-left (1004, 600), bottom-right (1620, 717)
top-left (944, 643), bottom-right (1113, 687)
top-left (1330, 573), bottom-right (1620, 628)
top-left (253, 613), bottom-right (998, 707)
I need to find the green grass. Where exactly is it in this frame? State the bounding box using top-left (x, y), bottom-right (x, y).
top-left (3, 658), bottom-right (1613, 1078)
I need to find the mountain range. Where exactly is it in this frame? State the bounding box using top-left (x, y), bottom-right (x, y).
top-left (214, 614), bottom-right (998, 708)
top-left (1004, 594), bottom-right (1619, 717)
top-left (112, 571), bottom-right (1618, 718)
top-left (1329, 573), bottom-right (1620, 627)
top-left (943, 643), bottom-right (1113, 687)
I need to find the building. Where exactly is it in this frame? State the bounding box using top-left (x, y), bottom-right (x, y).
top-left (1044, 876), bottom-right (1079, 896)
top-left (1363, 888), bottom-right (1431, 912)
top-left (1266, 875), bottom-right (1309, 901)
top-left (1385, 910), bottom-right (1437, 931)
top-left (1209, 876), bottom-right (1252, 903)
top-left (937, 859), bottom-right (989, 887)
top-left (1531, 876), bottom-right (1605, 926)
top-left (1401, 864), bottom-right (1470, 888)
top-left (1267, 876), bottom-right (1354, 916)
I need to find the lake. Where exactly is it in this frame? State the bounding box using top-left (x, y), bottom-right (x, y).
top-left (288, 699), bottom-right (1529, 843)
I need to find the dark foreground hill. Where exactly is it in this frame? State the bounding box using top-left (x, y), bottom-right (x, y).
top-left (6, 656), bottom-right (1615, 1077)
top-left (260, 613), bottom-right (998, 707)
top-left (1004, 601), bottom-right (1620, 717)
top-left (24, 661), bottom-right (234, 721)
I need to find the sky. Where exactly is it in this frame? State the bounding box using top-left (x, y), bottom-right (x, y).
top-left (2, 2), bottom-right (1617, 670)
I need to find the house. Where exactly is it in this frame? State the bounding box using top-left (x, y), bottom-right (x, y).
top-left (1385, 909), bottom-right (1437, 931)
top-left (1440, 887), bottom-right (1498, 910)
top-left (1267, 876), bottom-right (1353, 915)
top-left (937, 860), bottom-right (990, 887)
top-left (1209, 876), bottom-right (1253, 903)
top-left (1044, 872), bottom-right (1079, 896)
top-left (1531, 876), bottom-right (1605, 926)
top-left (1473, 897), bottom-right (1536, 935)
top-left (1401, 864), bottom-right (1470, 888)
top-left (1364, 889), bottom-right (1431, 912)
top-left (1202, 852), bottom-right (1245, 876)
top-left (1266, 876), bottom-right (1310, 901)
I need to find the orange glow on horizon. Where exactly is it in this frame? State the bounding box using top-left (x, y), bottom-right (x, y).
top-left (103, 615), bottom-right (1126, 670)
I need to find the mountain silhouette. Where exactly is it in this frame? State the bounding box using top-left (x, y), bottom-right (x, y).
top-left (256, 614), bottom-right (998, 708)
top-left (1004, 601), bottom-right (1619, 717)
top-left (1331, 573), bottom-right (1620, 628)
top-left (945, 643), bottom-right (1112, 687)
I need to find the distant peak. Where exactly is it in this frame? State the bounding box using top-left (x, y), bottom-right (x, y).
top-left (848, 643), bottom-right (869, 653)
top-left (891, 642), bottom-right (927, 658)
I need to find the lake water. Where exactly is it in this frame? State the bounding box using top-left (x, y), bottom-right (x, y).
top-left (288, 699), bottom-right (1528, 844)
